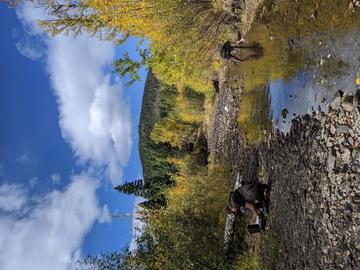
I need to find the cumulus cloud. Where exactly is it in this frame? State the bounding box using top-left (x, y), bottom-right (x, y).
top-left (51, 173), bottom-right (62, 185)
top-left (16, 151), bottom-right (32, 165)
top-left (98, 204), bottom-right (112, 224)
top-left (0, 183), bottom-right (27, 212)
top-left (16, 4), bottom-right (132, 184)
top-left (15, 37), bottom-right (43, 60)
top-left (0, 175), bottom-right (101, 270)
top-left (28, 177), bottom-right (38, 189)
top-left (0, 163), bottom-right (4, 177)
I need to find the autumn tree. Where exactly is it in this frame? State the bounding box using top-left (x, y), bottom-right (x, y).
top-left (150, 115), bottom-right (197, 149)
top-left (12, 0), bottom-right (239, 89)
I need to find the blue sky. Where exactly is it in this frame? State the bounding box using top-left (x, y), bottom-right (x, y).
top-left (0, 4), bottom-right (146, 269)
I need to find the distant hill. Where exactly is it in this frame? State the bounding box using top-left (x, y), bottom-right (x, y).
top-left (138, 70), bottom-right (177, 206)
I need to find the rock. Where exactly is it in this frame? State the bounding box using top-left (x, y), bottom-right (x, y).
top-left (328, 150), bottom-right (336, 171)
top-left (353, 194), bottom-right (360, 203)
top-left (352, 150), bottom-right (359, 160)
top-left (342, 149), bottom-right (352, 164)
top-left (337, 125), bottom-right (350, 134)
top-left (330, 125), bottom-right (336, 134)
top-left (330, 90), bottom-right (344, 110)
top-left (341, 95), bottom-right (354, 112)
top-left (353, 89), bottom-right (360, 109)
top-left (281, 108), bottom-right (289, 119)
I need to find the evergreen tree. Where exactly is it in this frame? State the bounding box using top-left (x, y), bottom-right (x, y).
top-left (114, 179), bottom-right (144, 196)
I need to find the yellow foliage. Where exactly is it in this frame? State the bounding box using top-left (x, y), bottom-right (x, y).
top-left (86, 0), bottom-right (235, 89)
top-left (175, 87), bottom-right (205, 123)
top-left (150, 115), bottom-right (197, 148)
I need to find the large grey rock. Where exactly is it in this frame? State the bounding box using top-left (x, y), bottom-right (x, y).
top-left (337, 125), bottom-right (350, 134)
top-left (341, 95), bottom-right (354, 112)
top-left (342, 149), bottom-right (351, 164)
top-left (328, 150), bottom-right (336, 171)
top-left (330, 90), bottom-right (344, 110)
top-left (330, 125), bottom-right (336, 134)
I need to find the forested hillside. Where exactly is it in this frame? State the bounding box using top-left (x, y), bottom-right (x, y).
top-left (9, 0), bottom-right (251, 268)
top-left (138, 70), bottom-right (177, 208)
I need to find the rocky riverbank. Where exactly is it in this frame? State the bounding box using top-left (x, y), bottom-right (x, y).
top-left (262, 90), bottom-right (360, 269)
top-left (209, 65), bottom-right (360, 268)
top-left (208, 65), bottom-right (260, 185)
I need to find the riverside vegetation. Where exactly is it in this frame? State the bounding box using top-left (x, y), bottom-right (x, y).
top-left (8, 0), bottom-right (246, 268)
top-left (8, 0), bottom-right (360, 269)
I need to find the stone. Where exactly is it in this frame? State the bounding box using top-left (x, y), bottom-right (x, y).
top-left (337, 125), bottom-right (350, 134)
top-left (281, 108), bottom-right (289, 119)
top-left (342, 95), bottom-right (354, 112)
top-left (328, 150), bottom-right (336, 171)
top-left (348, 137), bottom-right (354, 145)
top-left (342, 149), bottom-right (351, 164)
top-left (352, 150), bottom-right (360, 161)
top-left (353, 89), bottom-right (360, 109)
top-left (326, 140), bottom-right (333, 147)
top-left (353, 194), bottom-right (360, 203)
top-left (330, 125), bottom-right (336, 134)
top-left (330, 90), bottom-right (344, 110)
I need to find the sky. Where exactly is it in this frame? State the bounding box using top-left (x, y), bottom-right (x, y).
top-left (0, 3), bottom-right (146, 270)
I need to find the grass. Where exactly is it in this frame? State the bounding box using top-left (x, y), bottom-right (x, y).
top-left (233, 232), bottom-right (280, 270)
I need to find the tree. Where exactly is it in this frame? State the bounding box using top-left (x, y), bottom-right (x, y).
top-left (114, 179), bottom-right (144, 197)
top-left (11, 0), bottom-right (238, 89)
top-left (150, 115), bottom-right (197, 149)
top-left (76, 250), bottom-right (133, 270)
top-left (114, 47), bottom-right (150, 86)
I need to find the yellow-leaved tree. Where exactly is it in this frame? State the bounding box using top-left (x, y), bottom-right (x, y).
top-left (29, 0), bottom-right (237, 89)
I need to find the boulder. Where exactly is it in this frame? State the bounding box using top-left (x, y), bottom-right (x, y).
top-left (329, 90), bottom-right (344, 111)
top-left (341, 95), bottom-right (354, 112)
top-left (337, 125), bottom-right (350, 134)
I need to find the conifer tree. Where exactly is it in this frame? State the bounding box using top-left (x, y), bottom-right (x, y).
top-left (114, 179), bottom-right (144, 197)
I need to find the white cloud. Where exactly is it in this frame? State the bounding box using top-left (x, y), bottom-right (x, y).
top-left (0, 163), bottom-right (4, 177)
top-left (0, 183), bottom-right (27, 212)
top-left (16, 151), bottom-right (32, 165)
top-left (98, 204), bottom-right (112, 224)
top-left (15, 38), bottom-right (43, 60)
top-left (51, 173), bottom-right (62, 185)
top-left (28, 177), bottom-right (38, 189)
top-left (16, 4), bottom-right (132, 185)
top-left (0, 175), bottom-right (102, 270)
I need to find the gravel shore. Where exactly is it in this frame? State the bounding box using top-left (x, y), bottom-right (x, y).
top-left (209, 66), bottom-right (360, 269)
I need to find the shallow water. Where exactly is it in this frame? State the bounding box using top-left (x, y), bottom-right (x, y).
top-left (232, 0), bottom-right (360, 137)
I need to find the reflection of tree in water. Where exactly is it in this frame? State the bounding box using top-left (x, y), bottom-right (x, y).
top-left (231, 0), bottom-right (360, 142)
top-left (254, 0), bottom-right (360, 80)
top-left (238, 84), bottom-right (272, 142)
top-left (258, 0), bottom-right (360, 41)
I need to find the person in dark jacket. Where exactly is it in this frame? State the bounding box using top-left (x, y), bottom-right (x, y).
top-left (220, 40), bottom-right (262, 63)
top-left (226, 183), bottom-right (270, 218)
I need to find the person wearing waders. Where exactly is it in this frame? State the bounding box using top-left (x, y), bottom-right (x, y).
top-left (226, 182), bottom-right (270, 220)
top-left (220, 40), bottom-right (262, 63)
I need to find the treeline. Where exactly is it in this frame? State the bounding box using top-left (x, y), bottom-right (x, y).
top-left (7, 0), bottom-right (249, 268)
top-left (120, 70), bottom-right (206, 209)
top-left (9, 0), bottom-right (238, 90)
top-left (107, 70), bottom-right (242, 269)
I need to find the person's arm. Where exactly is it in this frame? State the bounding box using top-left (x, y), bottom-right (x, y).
top-left (245, 202), bottom-right (259, 217)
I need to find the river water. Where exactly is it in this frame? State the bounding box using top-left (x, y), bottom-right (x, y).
top-left (231, 0), bottom-right (360, 138)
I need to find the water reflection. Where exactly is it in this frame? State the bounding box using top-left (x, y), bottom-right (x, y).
top-left (232, 0), bottom-right (360, 140)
